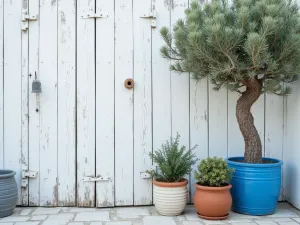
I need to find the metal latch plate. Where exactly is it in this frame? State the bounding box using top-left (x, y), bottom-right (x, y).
top-left (21, 179), bottom-right (28, 188)
top-left (140, 165), bottom-right (156, 179)
top-left (22, 14), bottom-right (38, 22)
top-left (82, 13), bottom-right (108, 19)
top-left (140, 10), bottom-right (157, 28)
top-left (83, 176), bottom-right (110, 182)
top-left (21, 13), bottom-right (38, 31)
top-left (22, 170), bottom-right (38, 179)
top-left (140, 172), bottom-right (151, 179)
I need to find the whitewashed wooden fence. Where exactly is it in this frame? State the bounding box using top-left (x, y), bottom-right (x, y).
top-left (0, 0), bottom-right (291, 207)
top-left (284, 81), bottom-right (300, 210)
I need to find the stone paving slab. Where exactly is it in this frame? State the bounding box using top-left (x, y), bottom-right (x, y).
top-left (74, 212), bottom-right (110, 222)
top-left (117, 208), bottom-right (150, 219)
top-left (30, 216), bottom-right (47, 221)
top-left (0, 203), bottom-right (299, 225)
top-left (14, 222), bottom-right (40, 225)
top-left (32, 208), bottom-right (61, 215)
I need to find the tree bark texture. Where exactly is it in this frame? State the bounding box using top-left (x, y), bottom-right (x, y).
top-left (236, 78), bottom-right (262, 163)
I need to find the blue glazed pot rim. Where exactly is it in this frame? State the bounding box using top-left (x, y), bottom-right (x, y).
top-left (0, 170), bottom-right (16, 178)
top-left (226, 157), bottom-right (283, 167)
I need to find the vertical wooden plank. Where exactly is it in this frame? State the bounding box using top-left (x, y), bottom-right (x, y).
top-left (170, 0), bottom-right (190, 202)
top-left (21, 0), bottom-right (29, 206)
top-left (115, 0), bottom-right (134, 206)
top-left (265, 94), bottom-right (284, 200)
top-left (28, 0), bottom-right (40, 206)
top-left (133, 0), bottom-right (153, 206)
top-left (208, 85), bottom-right (228, 158)
top-left (152, 0), bottom-right (171, 175)
top-left (265, 95), bottom-right (283, 159)
top-left (228, 92), bottom-right (265, 159)
top-left (283, 81), bottom-right (300, 208)
top-left (39, 0), bottom-right (58, 206)
top-left (95, 0), bottom-right (115, 207)
top-left (0, 0), bottom-right (4, 169)
top-left (57, 0), bottom-right (76, 206)
top-left (77, 0), bottom-right (95, 207)
top-left (283, 90), bottom-right (288, 203)
top-left (190, 78), bottom-right (208, 202)
top-left (4, 0), bottom-right (23, 205)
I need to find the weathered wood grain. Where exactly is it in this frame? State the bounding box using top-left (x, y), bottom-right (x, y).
top-left (0, 0), bottom-right (4, 169)
top-left (39, 0), bottom-right (58, 206)
top-left (133, 0), bottom-right (153, 205)
top-left (57, 0), bottom-right (76, 206)
top-left (265, 95), bottom-right (283, 159)
top-left (115, 0), bottom-right (134, 206)
top-left (283, 81), bottom-right (300, 207)
top-left (170, 0), bottom-right (191, 202)
top-left (4, 0), bottom-right (23, 205)
top-left (152, 0), bottom-right (172, 180)
top-left (190, 78), bottom-right (209, 203)
top-left (28, 0), bottom-right (40, 206)
top-left (265, 94), bottom-right (284, 200)
top-left (76, 0), bottom-right (96, 207)
top-left (208, 85), bottom-right (228, 158)
top-left (21, 0), bottom-right (29, 206)
top-left (95, 0), bottom-right (115, 207)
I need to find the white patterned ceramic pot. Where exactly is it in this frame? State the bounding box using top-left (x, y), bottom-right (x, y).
top-left (153, 178), bottom-right (188, 216)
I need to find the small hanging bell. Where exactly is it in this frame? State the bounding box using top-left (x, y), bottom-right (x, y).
top-left (31, 72), bottom-right (42, 93)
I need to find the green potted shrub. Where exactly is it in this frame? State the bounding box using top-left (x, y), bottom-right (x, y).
top-left (194, 157), bottom-right (234, 220)
top-left (160, 0), bottom-right (300, 215)
top-left (147, 134), bottom-right (197, 216)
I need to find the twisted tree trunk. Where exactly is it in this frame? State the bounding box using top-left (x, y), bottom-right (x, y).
top-left (236, 78), bottom-right (262, 163)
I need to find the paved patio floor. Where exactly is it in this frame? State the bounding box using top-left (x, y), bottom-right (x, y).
top-left (0, 202), bottom-right (300, 225)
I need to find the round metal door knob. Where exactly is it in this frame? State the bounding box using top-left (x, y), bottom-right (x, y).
top-left (124, 78), bottom-right (134, 89)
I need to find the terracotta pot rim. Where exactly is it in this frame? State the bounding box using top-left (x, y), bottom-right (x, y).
top-left (194, 183), bottom-right (232, 191)
top-left (153, 178), bottom-right (188, 187)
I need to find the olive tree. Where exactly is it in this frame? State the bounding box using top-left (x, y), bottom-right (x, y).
top-left (160, 0), bottom-right (300, 163)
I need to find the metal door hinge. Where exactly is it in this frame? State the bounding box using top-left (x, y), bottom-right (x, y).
top-left (22, 179), bottom-right (28, 188)
top-left (22, 14), bottom-right (38, 22)
top-left (140, 10), bottom-right (156, 28)
top-left (22, 170), bottom-right (38, 179)
top-left (83, 175), bottom-right (110, 182)
top-left (140, 172), bottom-right (151, 179)
top-left (21, 170), bottom-right (38, 188)
top-left (82, 13), bottom-right (108, 19)
top-left (21, 13), bottom-right (38, 31)
top-left (140, 165), bottom-right (156, 179)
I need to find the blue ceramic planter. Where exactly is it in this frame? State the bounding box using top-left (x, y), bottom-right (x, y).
top-left (226, 157), bottom-right (283, 216)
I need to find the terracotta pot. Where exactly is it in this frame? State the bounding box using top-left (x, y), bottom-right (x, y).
top-left (153, 178), bottom-right (188, 216)
top-left (194, 183), bottom-right (232, 220)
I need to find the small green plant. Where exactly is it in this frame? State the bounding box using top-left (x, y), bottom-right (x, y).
top-left (147, 133), bottom-right (197, 183)
top-left (194, 157), bottom-right (234, 187)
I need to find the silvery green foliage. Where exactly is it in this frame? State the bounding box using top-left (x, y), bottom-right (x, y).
top-left (160, 0), bottom-right (300, 95)
top-left (147, 133), bottom-right (197, 183)
top-left (194, 157), bottom-right (234, 187)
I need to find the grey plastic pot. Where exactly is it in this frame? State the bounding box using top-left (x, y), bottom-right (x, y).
top-left (0, 170), bottom-right (18, 218)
